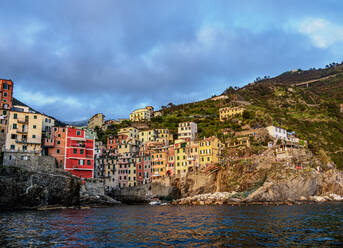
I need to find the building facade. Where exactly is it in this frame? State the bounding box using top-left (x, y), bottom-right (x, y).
top-left (266, 126), bottom-right (288, 141)
top-left (130, 106), bottom-right (153, 122)
top-left (219, 107), bottom-right (245, 122)
top-left (178, 122), bottom-right (197, 141)
top-left (199, 136), bottom-right (223, 168)
top-left (0, 79), bottom-right (13, 110)
top-left (88, 113), bottom-right (105, 129)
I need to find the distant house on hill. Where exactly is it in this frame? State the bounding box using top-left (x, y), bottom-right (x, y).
top-left (211, 95), bottom-right (229, 101)
top-left (88, 113), bottom-right (105, 129)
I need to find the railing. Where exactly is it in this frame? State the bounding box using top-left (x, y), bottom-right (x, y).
top-left (70, 143), bottom-right (86, 148)
top-left (17, 118), bottom-right (29, 124)
top-left (16, 139), bottom-right (41, 144)
top-left (3, 148), bottom-right (41, 154)
top-left (17, 129), bottom-right (28, 134)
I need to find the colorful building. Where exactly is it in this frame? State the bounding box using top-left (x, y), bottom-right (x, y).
top-left (64, 127), bottom-right (95, 179)
top-left (187, 141), bottom-right (199, 171)
top-left (150, 143), bottom-right (168, 180)
top-left (156, 128), bottom-right (173, 145)
top-left (88, 113), bottom-right (105, 129)
top-left (0, 79), bottom-right (13, 110)
top-left (178, 122), bottom-right (197, 141)
top-left (139, 129), bottom-right (157, 144)
top-left (45, 127), bottom-right (66, 167)
top-left (47, 127), bottom-right (95, 179)
top-left (174, 139), bottom-right (188, 176)
top-left (136, 145), bottom-right (151, 184)
top-left (0, 79), bottom-right (13, 151)
top-left (199, 136), bottom-right (223, 168)
top-left (5, 111), bottom-right (44, 155)
top-left (166, 145), bottom-right (175, 176)
top-left (130, 106), bottom-right (153, 122)
top-left (266, 126), bottom-right (288, 141)
top-left (219, 107), bottom-right (245, 122)
top-left (118, 127), bottom-right (139, 144)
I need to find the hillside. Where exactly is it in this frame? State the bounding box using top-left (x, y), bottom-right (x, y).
top-left (98, 63), bottom-right (343, 169)
top-left (146, 63), bottom-right (343, 169)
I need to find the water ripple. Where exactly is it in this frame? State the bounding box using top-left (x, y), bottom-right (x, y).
top-left (0, 203), bottom-right (343, 247)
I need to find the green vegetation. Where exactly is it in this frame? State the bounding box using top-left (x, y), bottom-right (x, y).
top-left (96, 63), bottom-right (343, 169)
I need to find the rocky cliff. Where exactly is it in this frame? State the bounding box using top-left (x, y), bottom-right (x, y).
top-left (0, 166), bottom-right (80, 210)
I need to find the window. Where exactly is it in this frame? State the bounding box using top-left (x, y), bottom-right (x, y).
top-left (10, 144), bottom-right (15, 150)
top-left (79, 160), bottom-right (84, 165)
top-left (73, 149), bottom-right (77, 154)
top-left (33, 125), bottom-right (36, 129)
top-left (13, 113), bottom-right (18, 120)
top-left (77, 131), bottom-right (81, 136)
top-left (80, 149), bottom-right (84, 155)
top-left (13, 123), bottom-right (17, 129)
top-left (11, 134), bottom-right (17, 139)
top-left (87, 160), bottom-right (91, 165)
top-left (57, 140), bottom-right (60, 145)
top-left (56, 149), bottom-right (60, 154)
top-left (32, 135), bottom-right (36, 139)
top-left (3, 92), bottom-right (7, 97)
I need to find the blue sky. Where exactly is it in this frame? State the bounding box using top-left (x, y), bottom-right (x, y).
top-left (0, 0), bottom-right (343, 121)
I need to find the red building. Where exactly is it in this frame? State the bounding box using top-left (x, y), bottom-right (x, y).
top-left (107, 134), bottom-right (128, 150)
top-left (47, 127), bottom-right (95, 179)
top-left (0, 79), bottom-right (13, 110)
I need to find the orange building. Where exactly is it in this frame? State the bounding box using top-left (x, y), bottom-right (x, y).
top-left (0, 79), bottom-right (13, 151)
top-left (0, 79), bottom-right (13, 110)
top-left (45, 127), bottom-right (67, 168)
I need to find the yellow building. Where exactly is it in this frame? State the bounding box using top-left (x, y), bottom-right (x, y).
top-left (5, 111), bottom-right (44, 154)
top-left (187, 141), bottom-right (199, 171)
top-left (130, 107), bottom-right (153, 122)
top-left (174, 139), bottom-right (188, 177)
top-left (198, 136), bottom-right (223, 167)
top-left (127, 158), bottom-right (137, 187)
top-left (150, 144), bottom-right (168, 180)
top-left (139, 129), bottom-right (157, 144)
top-left (155, 128), bottom-right (173, 145)
top-left (88, 113), bottom-right (105, 129)
top-left (219, 107), bottom-right (245, 122)
top-left (118, 127), bottom-right (139, 144)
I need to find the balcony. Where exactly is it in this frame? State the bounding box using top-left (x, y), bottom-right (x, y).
top-left (71, 142), bottom-right (86, 148)
top-left (17, 118), bottom-right (29, 124)
top-left (17, 128), bottom-right (28, 134)
top-left (16, 139), bottom-right (41, 145)
top-left (3, 148), bottom-right (41, 154)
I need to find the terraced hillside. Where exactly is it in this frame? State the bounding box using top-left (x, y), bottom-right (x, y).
top-left (98, 63), bottom-right (343, 169)
top-left (150, 64), bottom-right (343, 169)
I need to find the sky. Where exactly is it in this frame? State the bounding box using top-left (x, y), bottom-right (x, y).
top-left (0, 0), bottom-right (343, 121)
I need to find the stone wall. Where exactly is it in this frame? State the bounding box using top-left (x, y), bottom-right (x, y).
top-left (81, 178), bottom-right (105, 196)
top-left (3, 153), bottom-right (60, 173)
top-left (0, 165), bottom-right (80, 210)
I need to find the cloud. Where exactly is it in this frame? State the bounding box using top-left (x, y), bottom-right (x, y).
top-left (298, 18), bottom-right (343, 48)
top-left (0, 1), bottom-right (342, 121)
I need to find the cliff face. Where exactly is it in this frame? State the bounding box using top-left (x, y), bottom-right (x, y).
top-left (0, 166), bottom-right (80, 210)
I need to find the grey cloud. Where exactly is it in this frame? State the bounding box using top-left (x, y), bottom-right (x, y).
top-left (0, 0), bottom-right (342, 121)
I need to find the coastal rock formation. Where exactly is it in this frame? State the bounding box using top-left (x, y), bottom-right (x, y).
top-left (0, 166), bottom-right (80, 210)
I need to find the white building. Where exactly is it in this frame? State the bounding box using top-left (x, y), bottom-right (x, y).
top-left (178, 122), bottom-right (197, 141)
top-left (266, 126), bottom-right (288, 141)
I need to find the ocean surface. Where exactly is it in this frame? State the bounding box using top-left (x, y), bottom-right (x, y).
top-left (0, 203), bottom-right (343, 247)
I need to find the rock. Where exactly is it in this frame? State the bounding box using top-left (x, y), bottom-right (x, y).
top-left (0, 165), bottom-right (80, 210)
top-left (300, 196), bottom-right (307, 201)
top-left (329, 193), bottom-right (343, 201)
